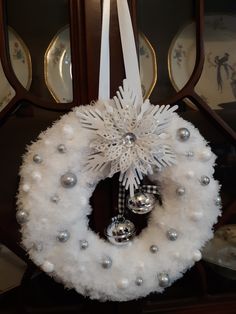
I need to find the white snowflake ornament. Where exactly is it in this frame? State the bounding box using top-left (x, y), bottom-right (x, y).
top-left (78, 80), bottom-right (177, 196)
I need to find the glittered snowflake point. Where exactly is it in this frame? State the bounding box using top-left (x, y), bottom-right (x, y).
top-left (78, 80), bottom-right (178, 196)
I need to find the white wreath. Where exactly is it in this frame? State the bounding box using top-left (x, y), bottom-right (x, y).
top-left (17, 80), bottom-right (221, 301)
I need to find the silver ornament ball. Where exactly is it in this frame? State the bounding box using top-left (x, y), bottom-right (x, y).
top-left (215, 196), bottom-right (221, 206)
top-left (176, 186), bottom-right (185, 196)
top-left (60, 172), bottom-right (77, 188)
top-left (33, 154), bottom-right (43, 164)
top-left (158, 272), bottom-right (170, 288)
top-left (127, 191), bottom-right (156, 214)
top-left (135, 277), bottom-right (143, 286)
top-left (16, 210), bottom-right (29, 224)
top-left (80, 239), bottom-right (89, 250)
top-left (122, 132), bottom-right (137, 147)
top-left (166, 228), bottom-right (178, 241)
top-left (57, 230), bottom-right (70, 242)
top-left (105, 216), bottom-right (136, 246)
top-left (57, 144), bottom-right (67, 153)
top-left (101, 256), bottom-right (112, 269)
top-left (177, 127), bottom-right (190, 141)
top-left (200, 175), bottom-right (210, 186)
top-left (150, 245), bottom-right (159, 254)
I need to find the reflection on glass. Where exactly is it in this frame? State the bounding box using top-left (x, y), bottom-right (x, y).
top-left (0, 60), bottom-right (15, 112)
top-left (137, 0), bottom-right (195, 102)
top-left (6, 0), bottom-right (70, 102)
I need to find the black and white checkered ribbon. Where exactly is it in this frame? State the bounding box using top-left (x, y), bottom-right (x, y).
top-left (118, 183), bottom-right (160, 214)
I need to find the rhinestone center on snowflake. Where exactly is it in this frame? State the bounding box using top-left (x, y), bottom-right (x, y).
top-left (122, 132), bottom-right (137, 147)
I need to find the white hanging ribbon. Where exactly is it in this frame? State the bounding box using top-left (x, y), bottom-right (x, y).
top-left (98, 0), bottom-right (110, 100)
top-left (116, 0), bottom-right (143, 106)
top-left (98, 0), bottom-right (143, 105)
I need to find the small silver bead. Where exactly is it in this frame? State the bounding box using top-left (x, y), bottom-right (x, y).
top-left (16, 210), bottom-right (29, 224)
top-left (57, 144), bottom-right (67, 153)
top-left (33, 154), bottom-right (43, 164)
top-left (101, 256), bottom-right (112, 269)
top-left (50, 194), bottom-right (60, 203)
top-left (158, 272), bottom-right (170, 288)
top-left (60, 172), bottom-right (77, 188)
top-left (166, 228), bottom-right (178, 241)
top-left (215, 196), bottom-right (221, 206)
top-left (185, 151), bottom-right (194, 158)
top-left (80, 240), bottom-right (88, 250)
top-left (200, 175), bottom-right (210, 186)
top-left (135, 277), bottom-right (143, 286)
top-left (176, 186), bottom-right (185, 196)
top-left (150, 245), bottom-right (159, 254)
top-left (177, 128), bottom-right (190, 141)
top-left (57, 230), bottom-right (70, 242)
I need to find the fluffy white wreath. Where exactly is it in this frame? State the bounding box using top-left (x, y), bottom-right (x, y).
top-left (17, 81), bottom-right (221, 301)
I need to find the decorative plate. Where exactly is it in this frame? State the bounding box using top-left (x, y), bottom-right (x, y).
top-left (168, 14), bottom-right (236, 109)
top-left (0, 27), bottom-right (32, 112)
top-left (44, 26), bottom-right (157, 103)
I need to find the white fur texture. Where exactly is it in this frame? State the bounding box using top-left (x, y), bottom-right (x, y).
top-left (17, 103), bottom-right (221, 301)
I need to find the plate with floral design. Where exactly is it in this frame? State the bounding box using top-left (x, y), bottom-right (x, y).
top-left (168, 15), bottom-right (236, 109)
top-left (0, 27), bottom-right (32, 112)
top-left (44, 26), bottom-right (157, 103)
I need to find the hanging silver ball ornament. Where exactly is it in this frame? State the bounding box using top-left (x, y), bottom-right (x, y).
top-left (158, 272), bottom-right (170, 288)
top-left (215, 196), bottom-right (221, 206)
top-left (200, 175), bottom-right (210, 186)
top-left (80, 239), bottom-right (89, 250)
top-left (166, 228), bottom-right (179, 241)
top-left (177, 128), bottom-right (190, 141)
top-left (150, 245), bottom-right (159, 254)
top-left (50, 194), bottom-right (60, 203)
top-left (57, 230), bottom-right (70, 242)
top-left (60, 172), bottom-right (77, 188)
top-left (176, 186), bottom-right (185, 196)
top-left (105, 216), bottom-right (136, 246)
top-left (16, 210), bottom-right (29, 224)
top-left (122, 132), bottom-right (137, 147)
top-left (135, 277), bottom-right (143, 286)
top-left (57, 144), bottom-right (67, 153)
top-left (127, 191), bottom-right (156, 214)
top-left (101, 256), bottom-right (112, 269)
top-left (33, 154), bottom-right (43, 164)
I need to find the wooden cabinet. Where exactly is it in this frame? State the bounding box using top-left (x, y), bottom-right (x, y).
top-left (0, 0), bottom-right (235, 313)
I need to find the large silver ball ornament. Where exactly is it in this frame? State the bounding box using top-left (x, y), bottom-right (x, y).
top-left (57, 230), bottom-right (70, 242)
top-left (60, 172), bottom-right (77, 188)
top-left (105, 216), bottom-right (136, 246)
top-left (127, 191), bottom-right (156, 214)
top-left (158, 272), bottom-right (170, 288)
top-left (177, 128), bottom-right (190, 141)
top-left (16, 210), bottom-right (29, 224)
